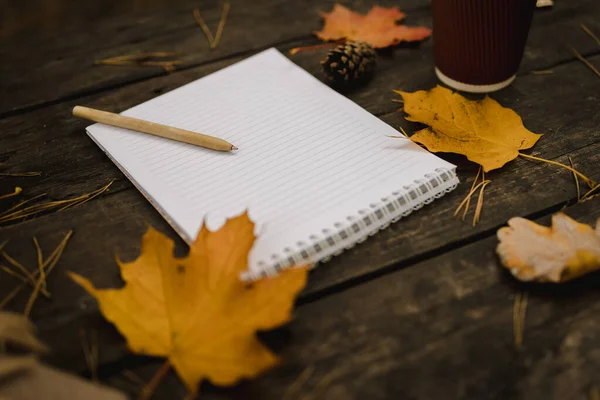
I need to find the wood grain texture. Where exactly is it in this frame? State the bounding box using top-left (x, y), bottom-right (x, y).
top-left (103, 197), bottom-right (600, 399)
top-left (0, 58), bottom-right (598, 375)
top-left (0, 0), bottom-right (432, 116)
top-left (1, 0), bottom-right (599, 116)
top-left (1, 0), bottom-right (600, 397)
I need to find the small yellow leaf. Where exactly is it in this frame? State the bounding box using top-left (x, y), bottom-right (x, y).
top-left (496, 213), bottom-right (600, 283)
top-left (70, 212), bottom-right (308, 395)
top-left (396, 86), bottom-right (543, 172)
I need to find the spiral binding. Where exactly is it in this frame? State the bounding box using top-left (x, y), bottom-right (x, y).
top-left (241, 167), bottom-right (459, 281)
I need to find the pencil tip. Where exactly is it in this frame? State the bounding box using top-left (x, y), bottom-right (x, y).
top-left (231, 145), bottom-right (238, 151)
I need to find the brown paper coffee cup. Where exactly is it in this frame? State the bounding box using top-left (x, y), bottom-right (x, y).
top-left (432, 0), bottom-right (537, 93)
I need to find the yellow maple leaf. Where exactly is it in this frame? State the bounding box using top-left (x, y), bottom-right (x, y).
top-left (497, 213), bottom-right (600, 283)
top-left (395, 85), bottom-right (543, 172)
top-left (69, 212), bottom-right (308, 395)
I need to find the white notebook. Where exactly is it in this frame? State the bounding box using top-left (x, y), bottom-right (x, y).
top-left (87, 48), bottom-right (459, 279)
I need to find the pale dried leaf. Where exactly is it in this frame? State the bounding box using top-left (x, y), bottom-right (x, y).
top-left (497, 213), bottom-right (600, 282)
top-left (0, 312), bottom-right (47, 353)
top-left (0, 356), bottom-right (126, 400)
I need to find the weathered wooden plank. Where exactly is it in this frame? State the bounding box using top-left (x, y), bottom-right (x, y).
top-left (0, 0), bottom-right (431, 116)
top-left (105, 196), bottom-right (600, 399)
top-left (1, 137), bottom-right (598, 376)
top-left (1, 0), bottom-right (598, 116)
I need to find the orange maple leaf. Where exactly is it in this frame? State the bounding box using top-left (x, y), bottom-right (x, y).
top-left (315, 4), bottom-right (431, 48)
top-left (69, 212), bottom-right (308, 395)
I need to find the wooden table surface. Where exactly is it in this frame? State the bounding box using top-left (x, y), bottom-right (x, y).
top-left (1, 0), bottom-right (600, 398)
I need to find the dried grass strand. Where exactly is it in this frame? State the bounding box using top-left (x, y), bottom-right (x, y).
top-left (0, 172), bottom-right (41, 177)
top-left (33, 237), bottom-right (46, 291)
top-left (193, 8), bottom-right (215, 45)
top-left (140, 360), bottom-right (171, 400)
top-left (518, 153), bottom-right (597, 188)
top-left (0, 231), bottom-right (72, 310)
top-left (454, 178), bottom-right (490, 219)
top-left (283, 366), bottom-right (315, 400)
top-left (472, 179), bottom-right (491, 226)
top-left (568, 157), bottom-right (581, 201)
top-left (24, 232), bottom-right (71, 315)
top-left (568, 45), bottom-right (600, 79)
top-left (460, 167), bottom-right (482, 220)
top-left (2, 252), bottom-right (37, 286)
top-left (582, 184), bottom-right (600, 201)
top-left (531, 70), bottom-right (554, 75)
top-left (0, 182), bottom-right (113, 224)
top-left (211, 2), bottom-right (231, 49)
top-left (0, 187), bottom-right (22, 201)
top-left (289, 41), bottom-right (342, 55)
top-left (513, 292), bottom-right (528, 349)
top-left (81, 329), bottom-right (99, 382)
top-left (581, 24), bottom-right (600, 47)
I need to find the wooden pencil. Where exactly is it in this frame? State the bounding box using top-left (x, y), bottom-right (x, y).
top-left (72, 106), bottom-right (237, 152)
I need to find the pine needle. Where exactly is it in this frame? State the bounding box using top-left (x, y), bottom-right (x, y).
top-left (193, 8), bottom-right (215, 46)
top-left (283, 366), bottom-right (315, 400)
top-left (2, 252), bottom-right (37, 287)
top-left (0, 193), bottom-right (45, 218)
top-left (140, 360), bottom-right (171, 400)
top-left (33, 237), bottom-right (46, 291)
top-left (81, 328), bottom-right (99, 381)
top-left (582, 184), bottom-right (600, 201)
top-left (0, 172), bottom-right (41, 177)
top-left (590, 386), bottom-right (600, 400)
top-left (472, 179), bottom-right (491, 226)
top-left (459, 167), bottom-right (482, 220)
top-left (518, 153), bottom-right (597, 188)
top-left (581, 24), bottom-right (600, 47)
top-left (0, 181), bottom-right (113, 224)
top-left (568, 157), bottom-right (581, 201)
top-left (531, 70), bottom-right (554, 75)
top-left (211, 2), bottom-right (231, 49)
top-left (0, 231), bottom-right (72, 310)
top-left (122, 369), bottom-right (147, 388)
top-left (513, 292), bottom-right (528, 349)
top-left (0, 187), bottom-right (22, 200)
top-left (0, 264), bottom-right (31, 285)
top-left (95, 53), bottom-right (182, 73)
top-left (290, 41), bottom-right (342, 55)
top-left (568, 45), bottom-right (600, 79)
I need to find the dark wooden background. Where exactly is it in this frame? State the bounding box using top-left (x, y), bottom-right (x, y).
top-left (1, 0), bottom-right (600, 399)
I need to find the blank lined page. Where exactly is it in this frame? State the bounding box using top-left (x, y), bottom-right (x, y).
top-left (87, 48), bottom-right (457, 275)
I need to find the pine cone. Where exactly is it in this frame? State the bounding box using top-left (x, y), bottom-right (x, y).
top-left (321, 41), bottom-right (377, 87)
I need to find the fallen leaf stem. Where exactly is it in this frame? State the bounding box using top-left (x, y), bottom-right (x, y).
top-left (141, 360), bottom-right (171, 400)
top-left (518, 153), bottom-right (597, 188)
